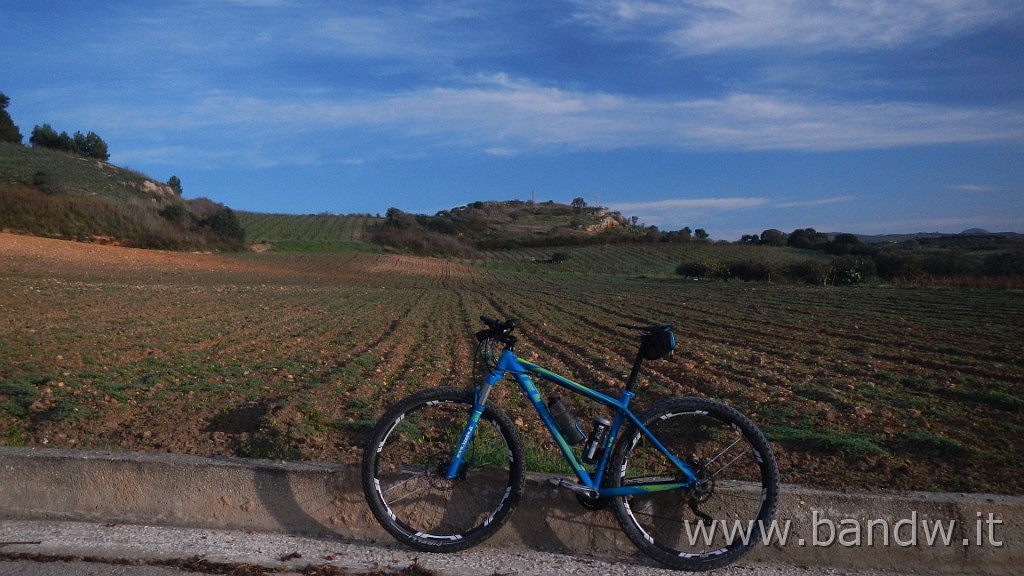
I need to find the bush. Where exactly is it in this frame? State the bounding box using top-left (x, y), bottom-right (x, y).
top-left (829, 255), bottom-right (876, 285)
top-left (728, 260), bottom-right (783, 282)
top-left (873, 250), bottom-right (924, 280)
top-left (159, 202), bottom-right (189, 225)
top-left (787, 260), bottom-right (832, 284)
top-left (32, 171), bottom-right (65, 195)
top-left (204, 207), bottom-right (245, 244)
top-left (675, 259), bottom-right (730, 280)
top-left (921, 250), bottom-right (980, 277)
top-left (371, 212), bottom-right (476, 257)
top-left (983, 250), bottom-right (1024, 276)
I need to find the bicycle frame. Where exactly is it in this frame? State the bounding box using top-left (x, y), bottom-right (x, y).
top-left (446, 346), bottom-right (699, 497)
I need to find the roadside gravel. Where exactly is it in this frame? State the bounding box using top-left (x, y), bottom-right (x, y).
top-left (1, 520), bottom-right (904, 576)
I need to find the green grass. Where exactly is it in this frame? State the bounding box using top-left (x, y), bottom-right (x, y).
top-left (765, 426), bottom-right (889, 457)
top-left (472, 242), bottom-right (831, 278)
top-left (236, 212), bottom-right (381, 252)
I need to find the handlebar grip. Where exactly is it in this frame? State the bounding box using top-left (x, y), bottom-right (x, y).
top-left (479, 316), bottom-right (519, 337)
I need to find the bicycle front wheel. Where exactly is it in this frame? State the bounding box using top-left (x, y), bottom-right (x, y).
top-left (361, 387), bottom-right (525, 552)
top-left (609, 397), bottom-right (779, 571)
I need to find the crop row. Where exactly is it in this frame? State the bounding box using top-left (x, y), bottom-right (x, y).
top-left (1, 246), bottom-right (1021, 494)
top-left (236, 212), bottom-right (381, 246)
top-left (475, 243), bottom-right (828, 277)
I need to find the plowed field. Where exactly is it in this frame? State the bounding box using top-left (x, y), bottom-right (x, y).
top-left (2, 232), bottom-right (1022, 494)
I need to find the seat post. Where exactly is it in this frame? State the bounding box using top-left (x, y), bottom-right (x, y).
top-left (624, 350), bottom-right (644, 391)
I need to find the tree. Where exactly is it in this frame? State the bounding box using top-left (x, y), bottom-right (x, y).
top-left (384, 207), bottom-right (416, 229)
top-left (72, 131), bottom-right (109, 161)
top-left (30, 124), bottom-right (67, 150)
top-left (167, 175), bottom-right (183, 196)
top-left (825, 233), bottom-right (861, 255)
top-left (788, 227), bottom-right (828, 250)
top-left (694, 228), bottom-right (709, 241)
top-left (0, 92), bottom-right (23, 144)
top-left (29, 123), bottom-right (109, 159)
top-left (759, 229), bottom-right (788, 246)
top-left (571, 197), bottom-right (587, 211)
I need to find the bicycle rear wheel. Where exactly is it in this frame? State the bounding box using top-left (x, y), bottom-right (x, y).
top-left (361, 387), bottom-right (525, 552)
top-left (609, 397), bottom-right (779, 571)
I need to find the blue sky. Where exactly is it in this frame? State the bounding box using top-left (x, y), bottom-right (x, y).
top-left (3, 0), bottom-right (1022, 240)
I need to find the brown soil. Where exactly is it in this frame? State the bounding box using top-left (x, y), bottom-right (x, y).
top-left (2, 232), bottom-right (1022, 495)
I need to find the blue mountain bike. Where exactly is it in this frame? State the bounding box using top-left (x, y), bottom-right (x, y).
top-left (362, 317), bottom-right (779, 571)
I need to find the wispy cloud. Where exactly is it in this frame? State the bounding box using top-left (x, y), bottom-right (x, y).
top-left (13, 1), bottom-right (1022, 170)
top-left (608, 197), bottom-right (770, 213)
top-left (778, 195), bottom-right (855, 208)
top-left (314, 4), bottom-right (496, 62)
top-left (605, 197), bottom-right (771, 231)
top-left (107, 76), bottom-right (1024, 168)
top-left (571, 0), bottom-right (1023, 54)
top-left (948, 183), bottom-right (999, 193)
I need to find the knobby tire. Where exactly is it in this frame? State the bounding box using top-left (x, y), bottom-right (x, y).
top-left (609, 397), bottom-right (780, 571)
top-left (361, 387), bottom-right (526, 552)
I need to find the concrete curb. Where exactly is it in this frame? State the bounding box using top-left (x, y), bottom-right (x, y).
top-left (1, 447), bottom-right (1020, 574)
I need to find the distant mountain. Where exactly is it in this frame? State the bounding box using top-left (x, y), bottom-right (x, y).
top-left (853, 230), bottom-right (1024, 244)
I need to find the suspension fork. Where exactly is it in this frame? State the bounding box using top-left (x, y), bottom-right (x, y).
top-left (444, 360), bottom-right (506, 479)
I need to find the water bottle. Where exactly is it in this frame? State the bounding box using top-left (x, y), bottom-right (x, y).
top-left (582, 417), bottom-right (611, 464)
top-left (548, 398), bottom-right (585, 444)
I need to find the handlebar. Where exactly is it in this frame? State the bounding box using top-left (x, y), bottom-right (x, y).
top-left (477, 316), bottom-right (519, 343)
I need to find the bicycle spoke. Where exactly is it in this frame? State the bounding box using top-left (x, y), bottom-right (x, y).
top-left (362, 388), bottom-right (525, 553)
top-left (706, 440), bottom-right (753, 480)
top-left (381, 476), bottom-right (435, 505)
top-left (611, 397), bottom-right (779, 571)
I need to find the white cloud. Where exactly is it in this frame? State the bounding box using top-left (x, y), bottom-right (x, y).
top-left (948, 184), bottom-right (998, 193)
top-left (572, 0), bottom-right (1023, 54)
top-left (778, 196), bottom-right (855, 208)
top-left (105, 77), bottom-right (1024, 169)
top-left (11, 1), bottom-right (1022, 171)
top-left (608, 197), bottom-right (770, 213)
top-left (607, 197), bottom-right (770, 231)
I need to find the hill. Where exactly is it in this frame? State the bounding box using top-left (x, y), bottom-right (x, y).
top-left (3, 140), bottom-right (1021, 286)
top-left (0, 140), bottom-right (673, 255)
top-left (414, 199), bottom-right (638, 248)
top-left (370, 200), bottom-right (659, 257)
top-left (0, 142), bottom-right (243, 250)
top-left (854, 230), bottom-right (1024, 245)
top-left (0, 141), bottom-right (176, 202)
